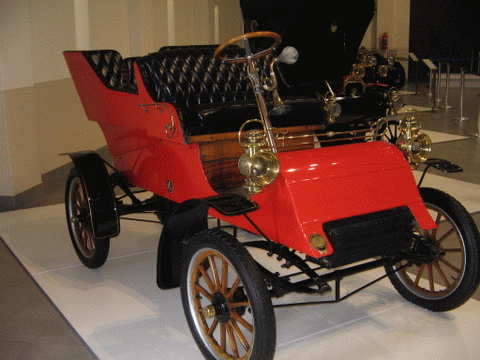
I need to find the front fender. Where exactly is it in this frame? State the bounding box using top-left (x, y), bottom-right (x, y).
top-left (157, 194), bottom-right (258, 289)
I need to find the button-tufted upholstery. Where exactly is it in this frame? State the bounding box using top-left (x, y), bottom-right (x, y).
top-left (82, 46), bottom-right (326, 137)
top-left (136, 46), bottom-right (269, 136)
top-left (138, 46), bottom-right (256, 106)
top-left (136, 46), bottom-right (328, 136)
top-left (83, 50), bottom-right (138, 94)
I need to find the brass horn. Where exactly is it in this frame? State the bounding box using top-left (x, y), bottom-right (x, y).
top-left (270, 88), bottom-right (290, 116)
top-left (264, 47), bottom-right (298, 117)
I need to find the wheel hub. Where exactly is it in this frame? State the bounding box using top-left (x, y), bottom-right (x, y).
top-left (211, 292), bottom-right (231, 324)
top-left (411, 238), bottom-right (446, 265)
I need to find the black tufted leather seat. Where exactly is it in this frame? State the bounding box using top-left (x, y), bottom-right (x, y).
top-left (137, 46), bottom-right (267, 136)
top-left (83, 50), bottom-right (138, 94)
top-left (136, 46), bottom-right (327, 136)
top-left (81, 46), bottom-right (326, 137)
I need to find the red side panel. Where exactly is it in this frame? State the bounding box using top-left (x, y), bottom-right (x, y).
top-left (64, 51), bottom-right (210, 200)
top-left (113, 140), bottom-right (217, 203)
top-left (63, 52), bottom-right (142, 127)
top-left (63, 52), bottom-right (185, 159)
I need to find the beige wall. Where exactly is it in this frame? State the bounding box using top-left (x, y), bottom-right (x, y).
top-left (362, 0), bottom-right (411, 64)
top-left (375, 0), bottom-right (410, 58)
top-left (0, 0), bottom-right (406, 198)
top-left (1, 0), bottom-right (41, 196)
top-left (0, 0), bottom-right (243, 198)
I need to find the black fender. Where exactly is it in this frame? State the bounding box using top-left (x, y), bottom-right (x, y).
top-left (157, 194), bottom-right (258, 289)
top-left (65, 150), bottom-right (119, 239)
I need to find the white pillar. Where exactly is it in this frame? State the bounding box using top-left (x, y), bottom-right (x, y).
top-left (74, 0), bottom-right (90, 50)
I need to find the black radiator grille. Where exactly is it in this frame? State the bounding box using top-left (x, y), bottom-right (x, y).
top-left (323, 207), bottom-right (414, 268)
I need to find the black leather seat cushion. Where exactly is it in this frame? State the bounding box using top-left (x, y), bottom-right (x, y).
top-left (186, 97), bottom-right (326, 136)
top-left (136, 46), bottom-right (326, 136)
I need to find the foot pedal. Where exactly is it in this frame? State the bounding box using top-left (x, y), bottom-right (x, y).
top-left (425, 158), bottom-right (462, 173)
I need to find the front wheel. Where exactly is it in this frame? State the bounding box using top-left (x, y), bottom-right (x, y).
top-left (180, 228), bottom-right (276, 360)
top-left (65, 168), bottom-right (110, 268)
top-left (386, 187), bottom-right (480, 311)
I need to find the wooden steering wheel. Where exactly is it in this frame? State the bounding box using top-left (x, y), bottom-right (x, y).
top-left (214, 31), bottom-right (282, 64)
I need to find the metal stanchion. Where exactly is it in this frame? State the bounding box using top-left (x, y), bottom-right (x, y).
top-left (441, 62), bottom-right (453, 109)
top-left (428, 69), bottom-right (434, 97)
top-left (436, 62), bottom-right (442, 105)
top-left (476, 103), bottom-right (480, 136)
top-left (455, 68), bottom-right (469, 121)
top-left (409, 52), bottom-right (419, 95)
top-left (471, 51), bottom-right (474, 73)
top-left (478, 51), bottom-right (480, 74)
top-left (469, 101), bottom-right (480, 138)
top-left (430, 69), bottom-right (437, 112)
top-left (423, 59), bottom-right (437, 99)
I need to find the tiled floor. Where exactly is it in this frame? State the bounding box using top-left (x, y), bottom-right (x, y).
top-left (1, 81), bottom-right (480, 359)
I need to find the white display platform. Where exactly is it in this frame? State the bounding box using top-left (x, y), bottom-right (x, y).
top-left (2, 173), bottom-right (480, 359)
top-left (422, 129), bottom-right (469, 144)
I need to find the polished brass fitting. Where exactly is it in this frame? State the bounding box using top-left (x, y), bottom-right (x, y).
top-left (309, 233), bottom-right (329, 254)
top-left (238, 122), bottom-right (280, 195)
top-left (396, 112), bottom-right (432, 167)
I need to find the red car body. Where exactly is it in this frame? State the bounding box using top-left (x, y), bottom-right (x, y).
top-left (64, 51), bottom-right (435, 260)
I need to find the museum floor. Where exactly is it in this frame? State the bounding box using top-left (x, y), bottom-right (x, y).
top-left (2, 82), bottom-right (480, 359)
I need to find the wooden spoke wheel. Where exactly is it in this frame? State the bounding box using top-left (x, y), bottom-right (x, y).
top-left (181, 228), bottom-right (276, 360)
top-left (386, 187), bottom-right (480, 311)
top-left (376, 119), bottom-right (400, 144)
top-left (65, 168), bottom-right (110, 268)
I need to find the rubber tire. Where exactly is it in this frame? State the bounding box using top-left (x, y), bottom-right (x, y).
top-left (386, 187), bottom-right (480, 311)
top-left (180, 228), bottom-right (276, 360)
top-left (65, 168), bottom-right (110, 269)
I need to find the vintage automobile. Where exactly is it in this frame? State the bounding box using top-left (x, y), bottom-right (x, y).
top-left (345, 47), bottom-right (407, 95)
top-left (63, 2), bottom-right (480, 360)
top-left (239, 0), bottom-right (404, 137)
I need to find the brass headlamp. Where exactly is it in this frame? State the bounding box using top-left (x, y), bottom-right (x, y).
top-left (238, 120), bottom-right (280, 195)
top-left (324, 81), bottom-right (342, 123)
top-left (377, 65), bottom-right (389, 77)
top-left (388, 87), bottom-right (404, 115)
top-left (396, 112), bottom-right (432, 167)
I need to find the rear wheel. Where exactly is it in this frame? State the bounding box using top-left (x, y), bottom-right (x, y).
top-left (386, 187), bottom-right (480, 311)
top-left (375, 119), bottom-right (400, 144)
top-left (181, 228), bottom-right (276, 360)
top-left (65, 168), bottom-right (110, 268)
top-left (388, 61), bottom-right (406, 89)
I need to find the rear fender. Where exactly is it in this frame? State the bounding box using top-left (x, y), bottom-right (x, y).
top-left (64, 151), bottom-right (119, 239)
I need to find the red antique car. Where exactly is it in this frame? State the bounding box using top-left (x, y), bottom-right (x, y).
top-left (63, 2), bottom-right (480, 359)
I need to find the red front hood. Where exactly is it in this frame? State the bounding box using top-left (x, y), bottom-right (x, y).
top-left (246, 141), bottom-right (436, 257)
